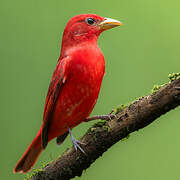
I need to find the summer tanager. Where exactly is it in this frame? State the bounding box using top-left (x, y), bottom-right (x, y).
top-left (14, 14), bottom-right (122, 173)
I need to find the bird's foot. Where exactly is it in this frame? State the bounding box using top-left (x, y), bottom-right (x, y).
top-left (68, 127), bottom-right (85, 154)
top-left (85, 110), bottom-right (118, 122)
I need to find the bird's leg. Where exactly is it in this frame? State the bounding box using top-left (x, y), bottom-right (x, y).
top-left (68, 127), bottom-right (85, 154)
top-left (85, 110), bottom-right (118, 122)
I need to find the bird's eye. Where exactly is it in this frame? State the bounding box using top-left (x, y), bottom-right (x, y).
top-left (86, 18), bottom-right (95, 25)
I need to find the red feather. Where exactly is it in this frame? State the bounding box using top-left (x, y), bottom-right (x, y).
top-left (14, 14), bottom-right (121, 173)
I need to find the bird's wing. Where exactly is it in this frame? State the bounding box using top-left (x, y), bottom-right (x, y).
top-left (42, 57), bottom-right (70, 149)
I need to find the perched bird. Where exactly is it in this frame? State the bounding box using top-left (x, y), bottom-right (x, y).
top-left (14, 14), bottom-right (122, 173)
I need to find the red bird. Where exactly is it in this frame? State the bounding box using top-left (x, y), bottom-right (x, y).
top-left (14, 14), bottom-right (122, 173)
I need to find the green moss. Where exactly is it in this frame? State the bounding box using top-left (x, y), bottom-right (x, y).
top-left (150, 73), bottom-right (180, 94)
top-left (168, 72), bottom-right (180, 82)
top-left (87, 119), bottom-right (111, 138)
top-left (121, 134), bottom-right (130, 141)
top-left (82, 169), bottom-right (86, 174)
top-left (93, 134), bottom-right (97, 141)
top-left (102, 124), bottom-right (111, 132)
top-left (93, 120), bottom-right (107, 127)
top-left (113, 104), bottom-right (127, 114)
top-left (24, 161), bottom-right (50, 180)
top-left (88, 120), bottom-right (111, 141)
top-left (25, 167), bottom-right (43, 180)
top-left (92, 120), bottom-right (110, 132)
top-left (151, 84), bottom-right (163, 93)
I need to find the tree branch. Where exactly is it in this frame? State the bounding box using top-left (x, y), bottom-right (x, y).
top-left (30, 78), bottom-right (180, 180)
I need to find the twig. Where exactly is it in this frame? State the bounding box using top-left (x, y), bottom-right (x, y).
top-left (30, 78), bottom-right (180, 180)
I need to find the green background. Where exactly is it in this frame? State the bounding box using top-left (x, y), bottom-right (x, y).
top-left (1, 0), bottom-right (180, 179)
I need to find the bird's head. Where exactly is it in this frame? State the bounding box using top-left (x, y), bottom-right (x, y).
top-left (61, 14), bottom-right (122, 53)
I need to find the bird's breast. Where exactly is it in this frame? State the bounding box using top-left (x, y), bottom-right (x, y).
top-left (68, 46), bottom-right (105, 103)
top-left (70, 46), bottom-right (105, 85)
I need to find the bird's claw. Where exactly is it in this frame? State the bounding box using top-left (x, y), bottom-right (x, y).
top-left (73, 141), bottom-right (84, 152)
top-left (100, 109), bottom-right (118, 120)
top-left (72, 137), bottom-right (85, 153)
top-left (104, 109), bottom-right (118, 120)
top-left (102, 114), bottom-right (118, 121)
top-left (85, 110), bottom-right (119, 122)
top-left (68, 127), bottom-right (85, 154)
top-left (110, 114), bottom-right (118, 120)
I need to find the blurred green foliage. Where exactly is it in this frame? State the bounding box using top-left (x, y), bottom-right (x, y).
top-left (0, 0), bottom-right (180, 179)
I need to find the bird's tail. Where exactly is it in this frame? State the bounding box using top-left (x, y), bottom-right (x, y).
top-left (13, 130), bottom-right (43, 173)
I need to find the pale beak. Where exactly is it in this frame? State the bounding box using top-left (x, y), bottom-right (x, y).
top-left (98, 18), bottom-right (123, 31)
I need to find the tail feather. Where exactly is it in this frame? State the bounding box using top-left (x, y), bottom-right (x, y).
top-left (14, 131), bottom-right (43, 173)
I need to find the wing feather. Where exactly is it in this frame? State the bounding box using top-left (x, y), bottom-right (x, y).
top-left (41, 57), bottom-right (70, 149)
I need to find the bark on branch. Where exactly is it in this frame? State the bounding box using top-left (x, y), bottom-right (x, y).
top-left (30, 78), bottom-right (180, 180)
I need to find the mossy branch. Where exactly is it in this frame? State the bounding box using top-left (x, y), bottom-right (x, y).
top-left (30, 75), bottom-right (180, 180)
